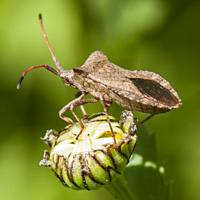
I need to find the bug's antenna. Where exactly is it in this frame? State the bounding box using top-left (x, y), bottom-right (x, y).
top-left (17, 14), bottom-right (63, 89)
top-left (17, 64), bottom-right (60, 89)
top-left (38, 13), bottom-right (64, 72)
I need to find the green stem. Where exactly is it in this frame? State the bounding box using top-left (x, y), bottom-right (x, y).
top-left (103, 174), bottom-right (136, 200)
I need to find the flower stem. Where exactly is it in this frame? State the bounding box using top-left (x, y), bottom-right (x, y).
top-left (103, 174), bottom-right (136, 200)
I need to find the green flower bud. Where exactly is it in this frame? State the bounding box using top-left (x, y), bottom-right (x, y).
top-left (40, 111), bottom-right (137, 190)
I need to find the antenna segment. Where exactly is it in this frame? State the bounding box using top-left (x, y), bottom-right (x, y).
top-left (17, 14), bottom-right (62, 89)
top-left (38, 14), bottom-right (64, 72)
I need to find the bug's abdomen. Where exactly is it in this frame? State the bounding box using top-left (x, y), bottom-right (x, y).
top-left (108, 74), bottom-right (181, 114)
top-left (111, 92), bottom-right (172, 114)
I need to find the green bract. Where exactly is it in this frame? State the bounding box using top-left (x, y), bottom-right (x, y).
top-left (40, 111), bottom-right (137, 190)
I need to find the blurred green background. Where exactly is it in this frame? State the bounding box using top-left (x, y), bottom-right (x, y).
top-left (0, 0), bottom-right (199, 199)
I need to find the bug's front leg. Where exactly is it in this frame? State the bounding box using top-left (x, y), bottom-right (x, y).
top-left (59, 93), bottom-right (86, 124)
top-left (59, 94), bottom-right (98, 139)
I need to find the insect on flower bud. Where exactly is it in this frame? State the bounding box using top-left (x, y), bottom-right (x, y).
top-left (40, 111), bottom-right (137, 190)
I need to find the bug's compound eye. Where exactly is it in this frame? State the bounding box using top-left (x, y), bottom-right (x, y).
top-left (59, 70), bottom-right (75, 86)
top-left (40, 111), bottom-right (137, 190)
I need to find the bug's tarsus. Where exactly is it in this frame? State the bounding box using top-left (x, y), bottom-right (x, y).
top-left (137, 114), bottom-right (155, 127)
top-left (76, 129), bottom-right (84, 140)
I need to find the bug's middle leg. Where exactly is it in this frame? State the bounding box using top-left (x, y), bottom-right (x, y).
top-left (59, 93), bottom-right (86, 124)
top-left (75, 91), bottom-right (87, 117)
top-left (71, 98), bottom-right (98, 139)
top-left (99, 95), bottom-right (117, 148)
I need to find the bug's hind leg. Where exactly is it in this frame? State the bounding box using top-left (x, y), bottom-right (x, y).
top-left (136, 114), bottom-right (155, 128)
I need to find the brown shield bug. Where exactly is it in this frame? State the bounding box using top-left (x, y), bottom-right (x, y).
top-left (17, 14), bottom-right (182, 146)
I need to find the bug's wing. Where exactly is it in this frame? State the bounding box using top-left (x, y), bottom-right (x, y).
top-left (126, 70), bottom-right (181, 106)
top-left (87, 71), bottom-right (145, 102)
top-left (88, 69), bottom-right (181, 109)
top-left (73, 51), bottom-right (181, 111)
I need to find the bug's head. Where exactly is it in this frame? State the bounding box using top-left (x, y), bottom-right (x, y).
top-left (60, 70), bottom-right (77, 88)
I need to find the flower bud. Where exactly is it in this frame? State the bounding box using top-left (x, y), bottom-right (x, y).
top-left (40, 111), bottom-right (137, 190)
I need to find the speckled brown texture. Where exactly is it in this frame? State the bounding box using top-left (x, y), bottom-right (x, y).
top-left (61, 50), bottom-right (181, 114)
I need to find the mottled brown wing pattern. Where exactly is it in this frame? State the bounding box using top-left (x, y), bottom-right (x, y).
top-left (126, 70), bottom-right (181, 107)
top-left (86, 68), bottom-right (181, 114)
top-left (129, 78), bottom-right (178, 106)
top-left (73, 50), bottom-right (181, 114)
